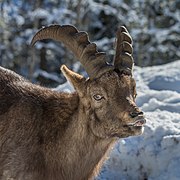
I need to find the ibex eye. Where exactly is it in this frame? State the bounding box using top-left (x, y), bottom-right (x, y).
top-left (93, 94), bottom-right (103, 101)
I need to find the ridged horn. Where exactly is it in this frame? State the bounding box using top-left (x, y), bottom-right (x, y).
top-left (31, 24), bottom-right (113, 79)
top-left (113, 26), bottom-right (134, 75)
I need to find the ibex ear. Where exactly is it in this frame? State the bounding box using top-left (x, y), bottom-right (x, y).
top-left (60, 65), bottom-right (86, 96)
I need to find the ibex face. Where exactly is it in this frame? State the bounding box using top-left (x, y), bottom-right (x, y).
top-left (31, 24), bottom-right (146, 139)
top-left (86, 71), bottom-right (144, 138)
top-left (61, 66), bottom-right (145, 139)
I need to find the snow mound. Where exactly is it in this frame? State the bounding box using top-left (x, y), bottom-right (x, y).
top-left (136, 61), bottom-right (180, 93)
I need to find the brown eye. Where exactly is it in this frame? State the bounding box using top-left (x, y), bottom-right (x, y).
top-left (93, 94), bottom-right (104, 101)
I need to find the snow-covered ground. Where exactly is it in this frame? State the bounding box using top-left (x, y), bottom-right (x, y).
top-left (57, 60), bottom-right (180, 180)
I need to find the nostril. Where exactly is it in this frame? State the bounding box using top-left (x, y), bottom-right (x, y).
top-left (130, 112), bottom-right (138, 118)
top-left (138, 111), bottom-right (144, 116)
top-left (130, 111), bottom-right (143, 118)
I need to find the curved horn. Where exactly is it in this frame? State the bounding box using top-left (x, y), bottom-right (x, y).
top-left (31, 24), bottom-right (113, 79)
top-left (113, 26), bottom-right (134, 75)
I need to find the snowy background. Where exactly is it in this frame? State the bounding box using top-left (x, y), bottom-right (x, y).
top-left (0, 0), bottom-right (180, 179)
top-left (57, 60), bottom-right (180, 180)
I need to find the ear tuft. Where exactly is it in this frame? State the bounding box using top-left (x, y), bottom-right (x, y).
top-left (60, 65), bottom-right (86, 92)
top-left (61, 65), bottom-right (84, 81)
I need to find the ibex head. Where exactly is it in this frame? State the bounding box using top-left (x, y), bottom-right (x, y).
top-left (31, 25), bottom-right (146, 139)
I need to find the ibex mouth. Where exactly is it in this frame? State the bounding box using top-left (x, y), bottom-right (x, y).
top-left (127, 119), bottom-right (146, 127)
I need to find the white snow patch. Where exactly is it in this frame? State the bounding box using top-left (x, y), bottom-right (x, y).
top-left (31, 8), bottom-right (50, 19)
top-left (34, 69), bottom-right (61, 83)
top-left (53, 81), bottom-right (74, 93)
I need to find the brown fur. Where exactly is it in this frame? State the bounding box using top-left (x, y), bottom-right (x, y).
top-left (0, 65), bottom-right (145, 180)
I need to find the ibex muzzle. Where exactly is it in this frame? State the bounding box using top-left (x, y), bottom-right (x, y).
top-left (0, 24), bottom-right (146, 180)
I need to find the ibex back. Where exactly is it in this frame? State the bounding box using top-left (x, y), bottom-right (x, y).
top-left (0, 25), bottom-right (146, 180)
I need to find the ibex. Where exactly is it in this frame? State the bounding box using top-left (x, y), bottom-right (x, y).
top-left (0, 24), bottom-right (146, 180)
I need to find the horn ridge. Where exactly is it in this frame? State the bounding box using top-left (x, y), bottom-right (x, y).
top-left (31, 24), bottom-right (113, 79)
top-left (113, 26), bottom-right (134, 75)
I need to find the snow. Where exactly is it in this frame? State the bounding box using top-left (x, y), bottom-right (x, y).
top-left (34, 69), bottom-right (61, 83)
top-left (30, 8), bottom-right (50, 19)
top-left (53, 81), bottom-right (74, 93)
top-left (57, 60), bottom-right (180, 180)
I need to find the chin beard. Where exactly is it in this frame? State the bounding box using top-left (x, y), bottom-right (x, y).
top-left (112, 126), bottom-right (145, 138)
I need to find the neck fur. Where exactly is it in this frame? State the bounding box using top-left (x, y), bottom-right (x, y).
top-left (59, 103), bottom-right (116, 180)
